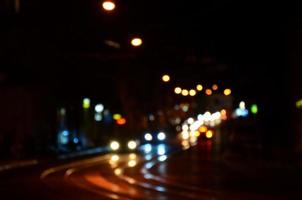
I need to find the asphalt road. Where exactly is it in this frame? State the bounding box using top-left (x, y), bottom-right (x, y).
top-left (0, 143), bottom-right (301, 200)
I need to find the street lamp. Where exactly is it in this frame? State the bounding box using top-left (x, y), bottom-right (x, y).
top-left (181, 89), bottom-right (189, 96)
top-left (205, 89), bottom-right (212, 96)
top-left (102, 1), bottom-right (116, 11)
top-left (189, 89), bottom-right (196, 96)
top-left (174, 87), bottom-right (182, 94)
top-left (131, 37), bottom-right (143, 47)
top-left (162, 74), bottom-right (170, 82)
top-left (196, 84), bottom-right (203, 91)
top-left (224, 88), bottom-right (232, 96)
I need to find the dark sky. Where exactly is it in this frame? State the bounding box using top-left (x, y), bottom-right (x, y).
top-left (0, 0), bottom-right (294, 104)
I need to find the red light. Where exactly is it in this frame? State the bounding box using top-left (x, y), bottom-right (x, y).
top-left (117, 118), bottom-right (126, 125)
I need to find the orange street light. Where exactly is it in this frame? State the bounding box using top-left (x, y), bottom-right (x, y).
top-left (102, 1), bottom-right (116, 11)
top-left (131, 37), bottom-right (143, 47)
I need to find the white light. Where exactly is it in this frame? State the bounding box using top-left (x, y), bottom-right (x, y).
top-left (110, 141), bottom-right (120, 151)
top-left (149, 114), bottom-right (155, 121)
top-left (181, 131), bottom-right (190, 140)
top-left (144, 133), bottom-right (153, 141)
top-left (95, 104), bottom-right (104, 113)
top-left (182, 105), bottom-right (189, 112)
top-left (94, 113), bottom-right (102, 121)
top-left (127, 140), bottom-right (137, 150)
top-left (197, 114), bottom-right (204, 121)
top-left (158, 155), bottom-right (168, 162)
top-left (144, 144), bottom-right (152, 153)
top-left (157, 132), bottom-right (166, 141)
top-left (187, 118), bottom-right (194, 124)
top-left (182, 124), bottom-right (189, 131)
top-left (204, 111), bottom-right (211, 121)
top-left (239, 101), bottom-right (246, 109)
top-left (102, 1), bottom-right (116, 11)
top-left (145, 154), bottom-right (152, 160)
top-left (131, 38), bottom-right (143, 47)
top-left (157, 145), bottom-right (166, 155)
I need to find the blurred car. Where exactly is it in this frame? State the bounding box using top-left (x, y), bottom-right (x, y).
top-left (108, 137), bottom-right (140, 152)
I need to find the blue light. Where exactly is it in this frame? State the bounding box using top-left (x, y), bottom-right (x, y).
top-left (144, 144), bottom-right (152, 153)
top-left (235, 108), bottom-right (249, 117)
top-left (73, 138), bottom-right (79, 144)
top-left (62, 130), bottom-right (69, 136)
top-left (157, 144), bottom-right (166, 155)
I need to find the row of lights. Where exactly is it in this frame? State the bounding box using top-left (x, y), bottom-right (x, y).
top-left (162, 74), bottom-right (232, 97)
top-left (101, 1), bottom-right (143, 47)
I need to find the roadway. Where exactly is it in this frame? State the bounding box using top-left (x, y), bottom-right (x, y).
top-left (0, 143), bottom-right (301, 199)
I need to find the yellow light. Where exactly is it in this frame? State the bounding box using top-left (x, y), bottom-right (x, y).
top-left (114, 168), bottom-right (122, 175)
top-left (224, 88), bottom-right (232, 96)
top-left (205, 130), bottom-right (213, 139)
top-left (129, 153), bottom-right (137, 160)
top-left (181, 89), bottom-right (189, 96)
top-left (128, 160), bottom-right (137, 167)
top-left (102, 1), bottom-right (116, 11)
top-left (162, 75), bottom-right (170, 82)
top-left (110, 141), bottom-right (120, 151)
top-left (205, 89), bottom-right (212, 96)
top-left (127, 140), bottom-right (137, 150)
top-left (194, 131), bottom-right (200, 137)
top-left (199, 126), bottom-right (208, 133)
top-left (174, 87), bottom-right (182, 94)
top-left (220, 109), bottom-right (226, 115)
top-left (110, 154), bottom-right (119, 162)
top-left (189, 89), bottom-right (197, 96)
top-left (113, 114), bottom-right (122, 120)
top-left (181, 140), bottom-right (190, 150)
top-left (131, 38), bottom-right (143, 47)
top-left (212, 84), bottom-right (218, 91)
top-left (296, 99), bottom-right (302, 108)
top-left (196, 84), bottom-right (203, 91)
top-left (83, 98), bottom-right (90, 109)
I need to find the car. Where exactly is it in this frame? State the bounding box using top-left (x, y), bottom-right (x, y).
top-left (108, 137), bottom-right (140, 152)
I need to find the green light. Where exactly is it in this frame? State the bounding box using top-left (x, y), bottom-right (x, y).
top-left (83, 98), bottom-right (90, 109)
top-left (296, 99), bottom-right (302, 108)
top-left (251, 104), bottom-right (258, 114)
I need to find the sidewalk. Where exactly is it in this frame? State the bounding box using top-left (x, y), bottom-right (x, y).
top-left (0, 159), bottom-right (38, 172)
top-left (0, 146), bottom-right (108, 173)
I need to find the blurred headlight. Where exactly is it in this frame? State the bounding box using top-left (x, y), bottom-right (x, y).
top-left (157, 132), bottom-right (166, 141)
top-left (110, 141), bottom-right (120, 151)
top-left (127, 140), bottom-right (137, 150)
top-left (144, 133), bottom-right (153, 141)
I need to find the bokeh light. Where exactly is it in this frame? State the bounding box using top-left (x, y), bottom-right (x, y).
top-left (162, 74), bottom-right (170, 82)
top-left (181, 89), bottom-right (189, 96)
top-left (224, 88), bottom-right (232, 96)
top-left (174, 87), bottom-right (182, 94)
top-left (131, 37), bottom-right (143, 47)
top-left (189, 89), bottom-right (197, 96)
top-left (196, 84), bottom-right (203, 91)
top-left (205, 89), bottom-right (212, 96)
top-left (102, 1), bottom-right (116, 11)
top-left (212, 84), bottom-right (218, 91)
